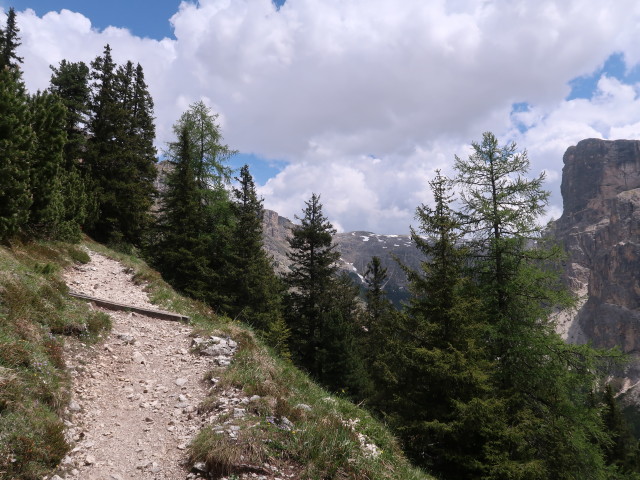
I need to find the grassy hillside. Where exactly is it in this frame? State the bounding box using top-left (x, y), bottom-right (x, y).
top-left (0, 238), bottom-right (430, 480)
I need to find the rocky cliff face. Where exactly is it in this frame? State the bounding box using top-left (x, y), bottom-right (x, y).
top-left (555, 139), bottom-right (640, 389)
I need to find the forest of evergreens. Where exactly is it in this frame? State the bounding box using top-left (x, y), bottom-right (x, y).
top-left (2, 8), bottom-right (640, 479)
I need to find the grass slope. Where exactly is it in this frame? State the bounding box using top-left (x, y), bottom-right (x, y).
top-left (0, 238), bottom-right (430, 480)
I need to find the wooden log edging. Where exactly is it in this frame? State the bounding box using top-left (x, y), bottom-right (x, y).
top-left (68, 291), bottom-right (190, 322)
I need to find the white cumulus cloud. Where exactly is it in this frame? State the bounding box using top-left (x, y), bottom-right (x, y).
top-left (9, 0), bottom-right (640, 232)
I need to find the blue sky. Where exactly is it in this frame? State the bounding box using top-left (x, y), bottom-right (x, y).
top-left (7, 0), bottom-right (180, 39)
top-left (5, 1), bottom-right (640, 232)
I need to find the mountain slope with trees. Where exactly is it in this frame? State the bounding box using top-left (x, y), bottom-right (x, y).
top-left (1, 8), bottom-right (640, 480)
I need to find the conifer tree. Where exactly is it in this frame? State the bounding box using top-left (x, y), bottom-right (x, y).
top-left (380, 171), bottom-right (495, 477)
top-left (49, 60), bottom-right (91, 169)
top-left (228, 165), bottom-right (284, 332)
top-left (0, 8), bottom-right (23, 70)
top-left (49, 60), bottom-right (91, 239)
top-left (360, 256), bottom-right (398, 400)
top-left (601, 384), bottom-right (640, 476)
top-left (85, 46), bottom-right (157, 246)
top-left (27, 91), bottom-right (67, 236)
top-left (153, 124), bottom-right (214, 299)
top-left (151, 102), bottom-right (235, 309)
top-left (316, 273), bottom-right (369, 396)
top-left (285, 193), bottom-right (340, 375)
top-left (0, 66), bottom-right (32, 241)
top-left (454, 132), bottom-right (612, 479)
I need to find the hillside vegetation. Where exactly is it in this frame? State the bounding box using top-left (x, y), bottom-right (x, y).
top-left (3, 8), bottom-right (640, 479)
top-left (0, 238), bottom-right (429, 480)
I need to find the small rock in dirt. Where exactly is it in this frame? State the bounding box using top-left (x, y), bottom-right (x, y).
top-left (116, 333), bottom-right (135, 344)
top-left (110, 474), bottom-right (124, 480)
top-left (177, 443), bottom-right (187, 450)
top-left (193, 462), bottom-right (208, 473)
top-left (281, 417), bottom-right (294, 430)
top-left (132, 351), bottom-right (146, 364)
top-left (68, 401), bottom-right (81, 412)
top-left (249, 395), bottom-right (261, 402)
top-left (175, 377), bottom-right (188, 386)
top-left (85, 454), bottom-right (96, 465)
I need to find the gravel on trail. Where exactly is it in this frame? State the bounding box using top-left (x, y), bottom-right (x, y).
top-left (56, 251), bottom-right (212, 480)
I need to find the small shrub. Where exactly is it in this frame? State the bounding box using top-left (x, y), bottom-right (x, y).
top-left (67, 246), bottom-right (90, 264)
top-left (190, 427), bottom-right (269, 477)
top-left (33, 263), bottom-right (57, 276)
top-left (86, 311), bottom-right (111, 339)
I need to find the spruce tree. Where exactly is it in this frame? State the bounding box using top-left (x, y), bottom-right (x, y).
top-left (150, 102), bottom-right (235, 309)
top-left (601, 384), bottom-right (640, 475)
top-left (228, 165), bottom-right (284, 332)
top-left (285, 193), bottom-right (340, 375)
top-left (153, 124), bottom-right (214, 300)
top-left (316, 273), bottom-right (369, 396)
top-left (380, 171), bottom-right (495, 477)
top-left (49, 60), bottom-right (91, 239)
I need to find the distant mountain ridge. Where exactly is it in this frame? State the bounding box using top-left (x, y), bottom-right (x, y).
top-left (261, 209), bottom-right (423, 304)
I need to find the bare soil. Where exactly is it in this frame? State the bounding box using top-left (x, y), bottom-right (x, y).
top-left (55, 251), bottom-right (212, 480)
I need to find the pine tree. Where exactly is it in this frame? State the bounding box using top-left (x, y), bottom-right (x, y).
top-left (49, 60), bottom-right (91, 169)
top-left (27, 91), bottom-right (67, 236)
top-left (0, 67), bottom-right (32, 241)
top-left (285, 193), bottom-right (341, 376)
top-left (85, 46), bottom-right (157, 246)
top-left (0, 8), bottom-right (23, 70)
top-left (49, 60), bottom-right (91, 239)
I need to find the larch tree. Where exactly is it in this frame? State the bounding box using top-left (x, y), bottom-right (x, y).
top-left (455, 132), bottom-right (613, 480)
top-left (150, 102), bottom-right (235, 309)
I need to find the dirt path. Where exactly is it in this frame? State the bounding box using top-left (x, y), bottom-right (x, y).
top-left (56, 251), bottom-right (213, 480)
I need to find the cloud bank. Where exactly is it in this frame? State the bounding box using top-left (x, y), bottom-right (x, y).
top-left (10, 0), bottom-right (640, 232)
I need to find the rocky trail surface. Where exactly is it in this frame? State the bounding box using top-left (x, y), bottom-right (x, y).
top-left (49, 251), bottom-right (224, 480)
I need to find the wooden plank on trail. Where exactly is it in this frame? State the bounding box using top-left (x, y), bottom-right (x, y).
top-left (68, 291), bottom-right (190, 322)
